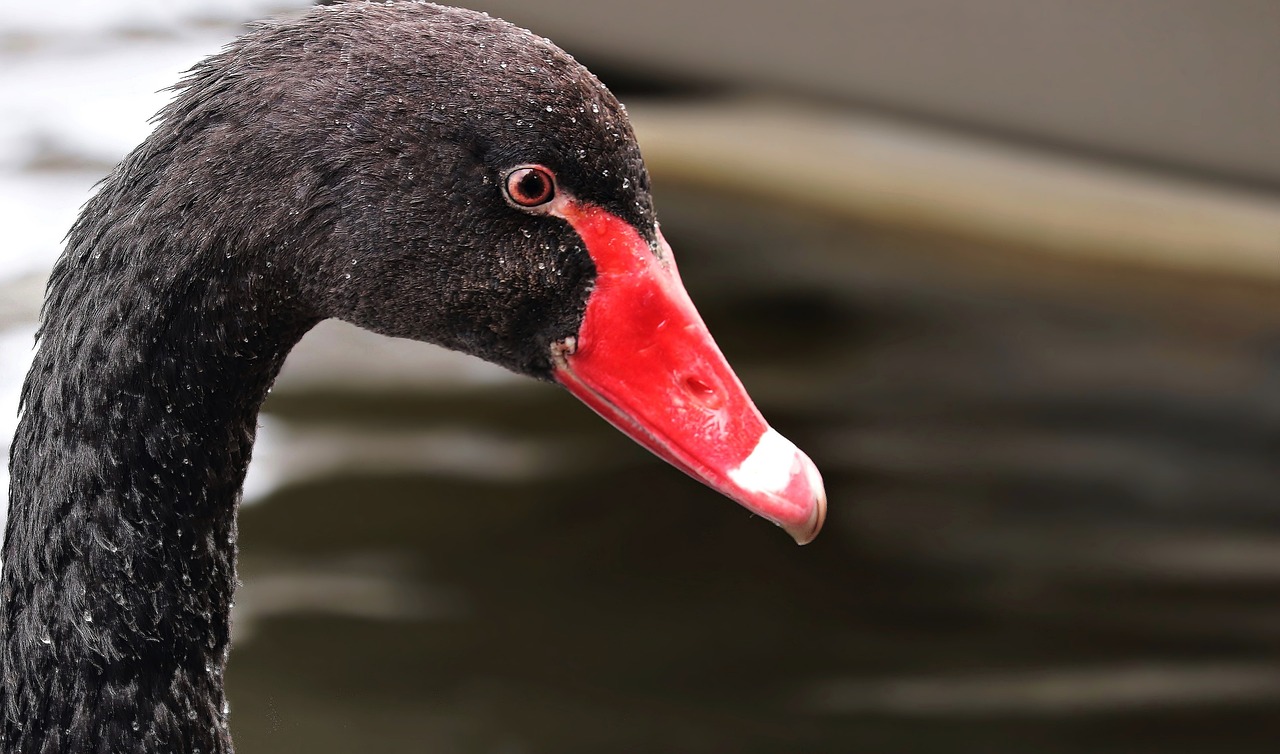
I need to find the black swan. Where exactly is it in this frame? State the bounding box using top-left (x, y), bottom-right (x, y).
top-left (0, 3), bottom-right (825, 750)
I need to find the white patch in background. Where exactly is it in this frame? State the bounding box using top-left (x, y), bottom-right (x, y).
top-left (728, 426), bottom-right (801, 495)
top-left (1, 0), bottom-right (308, 37)
top-left (0, 174), bottom-right (99, 287)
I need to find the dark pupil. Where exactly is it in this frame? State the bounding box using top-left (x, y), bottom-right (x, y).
top-left (516, 171), bottom-right (547, 202)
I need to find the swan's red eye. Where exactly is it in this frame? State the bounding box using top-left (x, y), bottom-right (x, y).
top-left (504, 166), bottom-right (555, 208)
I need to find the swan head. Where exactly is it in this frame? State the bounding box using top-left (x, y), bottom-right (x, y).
top-left (152, 2), bottom-right (825, 543)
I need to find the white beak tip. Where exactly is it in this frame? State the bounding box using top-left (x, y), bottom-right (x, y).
top-left (782, 451), bottom-right (826, 545)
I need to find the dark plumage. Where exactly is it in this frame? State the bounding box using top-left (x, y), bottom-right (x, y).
top-left (2, 3), bottom-right (655, 751)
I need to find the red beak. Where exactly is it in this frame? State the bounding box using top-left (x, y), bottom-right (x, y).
top-left (551, 201), bottom-right (826, 544)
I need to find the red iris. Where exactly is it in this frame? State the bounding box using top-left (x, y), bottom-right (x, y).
top-left (504, 166), bottom-right (555, 207)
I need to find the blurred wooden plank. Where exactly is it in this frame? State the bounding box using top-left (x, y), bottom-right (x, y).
top-left (630, 98), bottom-right (1280, 282)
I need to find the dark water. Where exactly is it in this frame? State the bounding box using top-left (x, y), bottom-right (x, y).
top-left (231, 186), bottom-right (1280, 753)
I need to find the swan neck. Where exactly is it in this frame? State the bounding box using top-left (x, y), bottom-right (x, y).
top-left (1, 213), bottom-right (312, 751)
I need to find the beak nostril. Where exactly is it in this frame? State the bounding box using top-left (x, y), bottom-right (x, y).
top-left (682, 375), bottom-right (723, 409)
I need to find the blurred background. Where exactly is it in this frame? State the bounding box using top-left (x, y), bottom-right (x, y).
top-left (3, 1), bottom-right (1279, 752)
